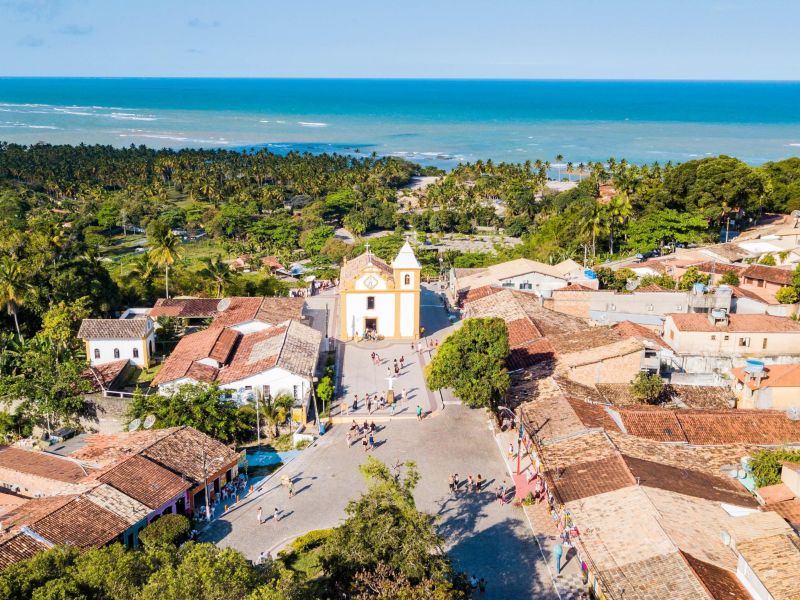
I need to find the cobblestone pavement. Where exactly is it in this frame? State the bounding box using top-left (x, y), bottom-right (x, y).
top-left (201, 286), bottom-right (559, 599)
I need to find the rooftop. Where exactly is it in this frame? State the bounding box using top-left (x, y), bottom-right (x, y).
top-left (741, 264), bottom-right (794, 286)
top-left (149, 297), bottom-right (221, 319)
top-left (731, 363), bottom-right (800, 390)
top-left (96, 455), bottom-right (190, 510)
top-left (668, 312), bottom-right (800, 333)
top-left (390, 241), bottom-right (421, 269)
top-left (736, 534), bottom-right (800, 600)
top-left (78, 318), bottom-right (152, 340)
top-left (340, 252), bottom-right (393, 283)
top-left (0, 446), bottom-right (93, 484)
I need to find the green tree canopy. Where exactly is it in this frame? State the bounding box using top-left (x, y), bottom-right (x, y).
top-left (624, 208), bottom-right (708, 252)
top-left (426, 318), bottom-right (510, 409)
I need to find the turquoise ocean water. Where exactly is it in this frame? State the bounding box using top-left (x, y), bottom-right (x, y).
top-left (1, 78), bottom-right (799, 168)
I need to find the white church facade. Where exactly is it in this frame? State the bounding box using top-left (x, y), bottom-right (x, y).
top-left (339, 242), bottom-right (421, 340)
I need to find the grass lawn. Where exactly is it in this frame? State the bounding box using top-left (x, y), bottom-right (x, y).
top-left (277, 530), bottom-right (332, 596)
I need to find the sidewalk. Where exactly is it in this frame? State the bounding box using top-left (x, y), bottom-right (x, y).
top-left (492, 425), bottom-right (587, 600)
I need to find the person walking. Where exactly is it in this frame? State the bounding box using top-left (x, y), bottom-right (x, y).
top-left (362, 436), bottom-right (369, 452)
top-left (394, 363), bottom-right (399, 376)
top-left (367, 396), bottom-right (372, 414)
top-left (508, 442), bottom-right (515, 460)
top-left (467, 474), bottom-right (473, 490)
top-left (287, 480), bottom-right (294, 498)
top-left (257, 506), bottom-right (263, 524)
top-left (448, 474), bottom-right (455, 494)
top-left (273, 507), bottom-right (280, 522)
top-left (416, 404), bottom-right (422, 420)
top-left (453, 473), bottom-right (459, 492)
top-left (553, 542), bottom-right (563, 576)
top-left (368, 432), bottom-right (374, 450)
top-left (401, 388), bottom-right (407, 404)
top-left (389, 402), bottom-right (395, 416)
top-left (478, 577), bottom-right (486, 593)
top-left (475, 474), bottom-right (482, 492)
top-left (399, 355), bottom-right (405, 369)
top-left (346, 432), bottom-right (352, 447)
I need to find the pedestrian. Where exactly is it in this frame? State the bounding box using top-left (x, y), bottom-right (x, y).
top-left (362, 437), bottom-right (368, 452)
top-left (508, 442), bottom-right (515, 460)
top-left (399, 355), bottom-right (405, 368)
top-left (496, 488), bottom-right (504, 505)
top-left (368, 433), bottom-right (374, 450)
top-left (416, 404), bottom-right (422, 420)
top-left (478, 577), bottom-right (486, 593)
top-left (553, 542), bottom-right (563, 576)
top-left (387, 366), bottom-right (392, 378)
top-left (390, 403), bottom-right (395, 416)
top-left (367, 396), bottom-right (372, 414)
top-left (411, 342), bottom-right (415, 352)
top-left (352, 397), bottom-right (358, 412)
top-left (453, 473), bottom-right (459, 491)
top-left (402, 388), bottom-right (407, 404)
top-left (475, 474), bottom-right (482, 491)
top-left (287, 480), bottom-right (294, 498)
top-left (394, 364), bottom-right (399, 376)
top-left (469, 575), bottom-right (478, 589)
top-left (467, 474), bottom-right (473, 490)
top-left (417, 341), bottom-right (422, 353)
top-left (346, 432), bottom-right (352, 447)
top-left (393, 358), bottom-right (398, 369)
top-left (273, 507), bottom-right (280, 522)
top-left (370, 351), bottom-right (376, 362)
top-left (257, 506), bottom-right (263, 524)
top-left (379, 394), bottom-right (385, 408)
top-left (258, 551), bottom-right (266, 565)
top-left (448, 474), bottom-right (455, 493)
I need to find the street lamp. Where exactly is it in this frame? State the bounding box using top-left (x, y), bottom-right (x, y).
top-left (201, 449), bottom-right (224, 522)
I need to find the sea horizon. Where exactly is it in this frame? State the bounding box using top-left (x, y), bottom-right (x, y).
top-left (2, 77), bottom-right (800, 168)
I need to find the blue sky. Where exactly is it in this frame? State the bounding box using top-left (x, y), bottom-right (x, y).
top-left (1, 0), bottom-right (799, 79)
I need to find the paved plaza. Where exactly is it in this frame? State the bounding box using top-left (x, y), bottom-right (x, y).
top-left (201, 285), bottom-right (560, 599)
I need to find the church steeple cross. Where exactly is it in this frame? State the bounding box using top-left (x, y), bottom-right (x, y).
top-left (364, 242), bottom-right (372, 263)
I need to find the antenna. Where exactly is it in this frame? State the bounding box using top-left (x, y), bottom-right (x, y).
top-left (128, 418), bottom-right (141, 432)
top-left (143, 415), bottom-right (156, 429)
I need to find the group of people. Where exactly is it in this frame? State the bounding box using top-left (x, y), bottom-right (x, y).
top-left (448, 473), bottom-right (484, 494)
top-left (256, 505), bottom-right (282, 525)
top-left (193, 473), bottom-right (250, 521)
top-left (346, 420), bottom-right (378, 451)
top-left (344, 387), bottom-right (409, 416)
top-left (468, 575), bottom-right (488, 593)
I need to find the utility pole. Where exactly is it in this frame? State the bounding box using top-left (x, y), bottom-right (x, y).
top-left (202, 449), bottom-right (211, 521)
top-left (255, 392), bottom-right (261, 448)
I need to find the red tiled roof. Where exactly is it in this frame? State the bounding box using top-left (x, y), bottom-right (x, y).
top-left (463, 285), bottom-right (500, 303)
top-left (28, 496), bottom-right (130, 548)
top-left (152, 327), bottom-right (235, 385)
top-left (97, 455), bottom-right (190, 510)
top-left (566, 398), bottom-right (620, 431)
top-left (150, 298), bottom-right (221, 318)
top-left (668, 312), bottom-right (800, 333)
top-left (682, 552), bottom-right (751, 600)
top-left (0, 532), bottom-right (48, 569)
top-left (209, 296), bottom-right (264, 329)
top-left (507, 338), bottom-right (555, 370)
top-left (742, 264), bottom-right (794, 286)
top-left (731, 364), bottom-right (800, 390)
top-left (612, 320), bottom-right (670, 349)
top-left (636, 284), bottom-right (674, 292)
top-left (215, 325), bottom-right (286, 384)
top-left (82, 358), bottom-right (129, 392)
top-left (254, 297), bottom-right (305, 325)
top-left (261, 255), bottom-right (283, 270)
top-left (0, 447), bottom-right (93, 483)
top-left (545, 454), bottom-right (635, 503)
top-left (619, 409), bottom-right (687, 442)
top-left (558, 283), bottom-right (594, 292)
top-left (763, 499), bottom-right (800, 531)
top-left (140, 427), bottom-right (239, 485)
top-left (208, 328), bottom-right (240, 363)
top-left (728, 285), bottom-right (776, 303)
top-left (693, 262), bottom-right (745, 276)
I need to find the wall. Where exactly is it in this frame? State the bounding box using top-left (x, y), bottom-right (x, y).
top-left (545, 290), bottom-right (591, 319)
top-left (664, 321), bottom-right (800, 358)
top-left (0, 467), bottom-right (83, 498)
top-left (343, 292), bottom-right (396, 339)
top-left (733, 297), bottom-right (799, 317)
top-left (399, 292), bottom-right (417, 338)
top-left (498, 272), bottom-right (567, 293)
top-left (89, 338), bottom-right (148, 367)
top-left (782, 465), bottom-right (800, 497)
top-left (80, 394), bottom-right (130, 433)
top-left (563, 349), bottom-right (642, 385)
top-left (221, 367), bottom-right (311, 404)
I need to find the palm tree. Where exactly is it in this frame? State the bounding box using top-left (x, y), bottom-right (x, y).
top-left (607, 193), bottom-right (632, 255)
top-left (199, 255), bottom-right (234, 297)
top-left (0, 256), bottom-right (28, 341)
top-left (261, 393), bottom-right (294, 438)
top-left (149, 230), bottom-right (184, 299)
top-left (581, 204), bottom-right (609, 260)
top-left (555, 154), bottom-right (564, 180)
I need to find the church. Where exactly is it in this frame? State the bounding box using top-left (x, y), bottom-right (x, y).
top-left (339, 241), bottom-right (421, 340)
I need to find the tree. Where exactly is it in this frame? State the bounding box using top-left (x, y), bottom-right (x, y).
top-left (750, 448), bottom-right (800, 488)
top-left (260, 393), bottom-right (293, 439)
top-left (198, 255), bottom-right (234, 297)
top-left (630, 372), bottom-right (664, 404)
top-left (300, 225), bottom-right (335, 256)
top-left (319, 458), bottom-right (452, 590)
top-left (775, 286), bottom-right (799, 304)
top-left (351, 562), bottom-right (467, 600)
top-left (624, 209), bottom-right (707, 252)
top-left (0, 255), bottom-right (29, 340)
top-left (678, 266), bottom-right (711, 291)
top-left (39, 297), bottom-right (91, 355)
top-left (580, 203), bottom-right (608, 258)
top-left (426, 318), bottom-right (510, 409)
top-left (720, 271), bottom-right (740, 286)
top-left (127, 384), bottom-right (248, 444)
top-left (759, 253), bottom-right (777, 266)
top-left (138, 515), bottom-right (191, 548)
top-left (316, 376), bottom-right (334, 415)
top-left (147, 220), bottom-right (184, 299)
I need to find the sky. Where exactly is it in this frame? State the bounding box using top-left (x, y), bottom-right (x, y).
top-left (1, 0), bottom-right (799, 79)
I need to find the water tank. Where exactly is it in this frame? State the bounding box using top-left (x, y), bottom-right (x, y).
top-left (744, 359), bottom-right (765, 376)
top-left (584, 269), bottom-right (597, 279)
top-left (693, 282), bottom-right (706, 294)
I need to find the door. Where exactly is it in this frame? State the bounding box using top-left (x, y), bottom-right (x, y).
top-left (365, 318), bottom-right (377, 332)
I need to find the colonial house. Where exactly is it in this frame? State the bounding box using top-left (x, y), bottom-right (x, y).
top-left (731, 362), bottom-right (800, 411)
top-left (149, 296), bottom-right (306, 328)
top-left (152, 319), bottom-right (322, 409)
top-left (662, 311), bottom-right (800, 373)
top-left (78, 318), bottom-right (156, 368)
top-left (339, 242), bottom-right (421, 340)
top-left (449, 257), bottom-right (598, 305)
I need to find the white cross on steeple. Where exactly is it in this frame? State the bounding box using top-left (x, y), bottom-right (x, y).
top-left (364, 242), bottom-right (372, 263)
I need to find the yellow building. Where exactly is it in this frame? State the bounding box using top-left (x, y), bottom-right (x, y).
top-left (339, 242), bottom-right (421, 340)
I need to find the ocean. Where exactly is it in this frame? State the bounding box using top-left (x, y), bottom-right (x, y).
top-left (1, 78), bottom-right (799, 168)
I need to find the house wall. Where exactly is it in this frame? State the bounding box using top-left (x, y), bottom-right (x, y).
top-left (497, 272), bottom-right (567, 293)
top-left (342, 292), bottom-right (396, 339)
top-left (782, 465), bottom-right (800, 497)
top-left (545, 291), bottom-right (591, 319)
top-left (737, 385), bottom-right (800, 410)
top-left (663, 319), bottom-right (800, 357)
top-left (563, 349), bottom-right (642, 385)
top-left (0, 467), bottom-right (82, 498)
top-left (732, 297), bottom-right (798, 317)
top-left (220, 367), bottom-right (311, 402)
top-left (80, 394), bottom-right (130, 433)
top-left (399, 292), bottom-right (417, 338)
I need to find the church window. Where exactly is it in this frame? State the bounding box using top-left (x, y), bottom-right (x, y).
top-left (113, 348), bottom-right (120, 359)
top-left (367, 296), bottom-right (375, 310)
top-left (133, 348), bottom-right (139, 358)
top-left (404, 274), bottom-right (411, 285)
top-left (94, 348), bottom-right (100, 359)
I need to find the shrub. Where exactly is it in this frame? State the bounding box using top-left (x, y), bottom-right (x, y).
top-left (630, 372), bottom-right (664, 404)
top-left (759, 253), bottom-right (777, 266)
top-left (291, 529), bottom-right (333, 554)
top-left (775, 286), bottom-right (799, 304)
top-left (750, 448), bottom-right (800, 488)
top-left (138, 514), bottom-right (191, 548)
top-left (720, 271), bottom-right (740, 286)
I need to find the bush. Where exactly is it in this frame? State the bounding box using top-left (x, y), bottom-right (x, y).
top-left (775, 286), bottom-right (799, 304)
top-left (630, 372), bottom-right (664, 404)
top-left (290, 529), bottom-right (333, 554)
top-left (138, 514), bottom-right (191, 548)
top-left (720, 271), bottom-right (740, 286)
top-left (750, 448), bottom-right (800, 488)
top-left (759, 253), bottom-right (777, 266)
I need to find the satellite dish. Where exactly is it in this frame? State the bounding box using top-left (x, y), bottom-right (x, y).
top-left (217, 298), bottom-right (231, 312)
top-left (143, 415), bottom-right (156, 429)
top-left (128, 418), bottom-right (141, 432)
top-left (735, 383), bottom-right (744, 391)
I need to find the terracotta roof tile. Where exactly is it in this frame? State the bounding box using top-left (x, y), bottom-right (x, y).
top-left (545, 453), bottom-right (635, 503)
top-left (82, 358), bottom-right (129, 392)
top-left (668, 312), bottom-right (800, 333)
top-left (547, 327), bottom-right (624, 355)
top-left (565, 398), bottom-right (620, 431)
top-left (757, 483), bottom-right (796, 505)
top-left (78, 318), bottom-right (152, 340)
top-left (742, 264), bottom-right (794, 286)
top-left (622, 455), bottom-right (757, 507)
top-left (83, 483), bottom-right (150, 525)
top-left (97, 455), bottom-right (190, 510)
top-left (612, 320), bottom-right (670, 349)
top-left (619, 409), bottom-right (687, 442)
top-left (28, 496), bottom-right (130, 548)
top-left (682, 552), bottom-right (751, 600)
top-left (736, 534), bottom-right (800, 600)
top-left (340, 252), bottom-right (393, 283)
top-left (208, 328), bottom-right (240, 363)
top-left (731, 363), bottom-right (800, 390)
top-left (141, 427), bottom-right (239, 485)
top-left (0, 447), bottom-right (94, 484)
top-left (150, 298), bottom-right (221, 319)
top-left (209, 297), bottom-right (264, 329)
top-left (152, 327), bottom-right (231, 385)
top-left (693, 261), bottom-right (746, 276)
top-left (764, 499), bottom-right (800, 531)
top-left (0, 532), bottom-right (48, 569)
top-left (254, 297), bottom-right (305, 325)
top-left (539, 431), bottom-right (618, 471)
top-left (636, 283), bottom-right (674, 292)
top-left (599, 552), bottom-right (713, 600)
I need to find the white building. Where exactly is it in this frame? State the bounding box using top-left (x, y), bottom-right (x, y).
top-left (78, 318), bottom-right (156, 368)
top-left (152, 319), bottom-right (322, 408)
top-left (339, 242), bottom-right (421, 340)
